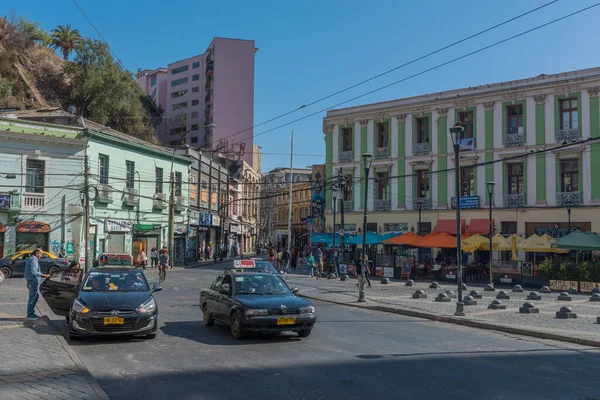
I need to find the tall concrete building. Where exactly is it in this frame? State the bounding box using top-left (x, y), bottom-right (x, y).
top-left (136, 38), bottom-right (257, 167)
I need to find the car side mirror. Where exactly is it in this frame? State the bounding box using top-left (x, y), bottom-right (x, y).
top-left (219, 288), bottom-right (230, 295)
top-left (152, 284), bottom-right (163, 292)
top-left (291, 288), bottom-right (299, 294)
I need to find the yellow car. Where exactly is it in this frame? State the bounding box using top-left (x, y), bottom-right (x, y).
top-left (0, 250), bottom-right (69, 278)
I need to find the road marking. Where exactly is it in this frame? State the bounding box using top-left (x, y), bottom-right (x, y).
top-left (0, 324), bottom-right (24, 329)
top-left (0, 312), bottom-right (24, 319)
top-left (0, 302), bottom-right (27, 305)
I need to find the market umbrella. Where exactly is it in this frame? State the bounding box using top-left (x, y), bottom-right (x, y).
top-left (413, 232), bottom-right (457, 249)
top-left (517, 234), bottom-right (569, 253)
top-left (382, 231), bottom-right (423, 246)
top-left (461, 234), bottom-right (488, 253)
top-left (552, 231), bottom-right (600, 251)
top-left (345, 231), bottom-right (384, 245)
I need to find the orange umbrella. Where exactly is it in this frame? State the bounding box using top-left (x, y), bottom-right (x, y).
top-left (382, 231), bottom-right (423, 246)
top-left (413, 232), bottom-right (457, 249)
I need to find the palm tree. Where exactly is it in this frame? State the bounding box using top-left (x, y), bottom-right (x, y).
top-left (51, 24), bottom-right (82, 61)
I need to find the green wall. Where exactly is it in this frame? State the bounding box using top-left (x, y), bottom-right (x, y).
top-left (590, 96), bottom-right (600, 200)
top-left (535, 103), bottom-right (546, 202)
top-left (325, 133), bottom-right (332, 210)
top-left (398, 120), bottom-right (406, 208)
top-left (437, 116), bottom-right (447, 206)
top-left (484, 109), bottom-right (494, 191)
top-left (360, 124), bottom-right (367, 208)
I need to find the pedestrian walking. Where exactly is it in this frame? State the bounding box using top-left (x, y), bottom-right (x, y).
top-left (269, 248), bottom-right (276, 266)
top-left (137, 250), bottom-right (148, 270)
top-left (24, 248), bottom-right (50, 319)
top-left (150, 247), bottom-right (158, 268)
top-left (355, 254), bottom-right (371, 288)
top-left (158, 247), bottom-right (169, 283)
top-left (276, 248), bottom-right (283, 270)
top-left (307, 251), bottom-right (315, 278)
top-left (282, 248), bottom-right (291, 273)
top-left (314, 248), bottom-right (323, 279)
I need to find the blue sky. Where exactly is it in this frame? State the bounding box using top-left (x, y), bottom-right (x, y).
top-left (6, 0), bottom-right (600, 172)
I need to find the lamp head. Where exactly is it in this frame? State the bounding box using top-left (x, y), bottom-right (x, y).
top-left (487, 181), bottom-right (495, 196)
top-left (362, 153), bottom-right (373, 170)
top-left (449, 123), bottom-right (464, 145)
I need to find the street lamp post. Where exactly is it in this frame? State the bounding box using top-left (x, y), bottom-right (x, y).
top-left (358, 153), bottom-right (373, 303)
top-left (487, 181), bottom-right (495, 284)
top-left (331, 185), bottom-right (339, 277)
top-left (449, 123), bottom-right (465, 316)
top-left (567, 205), bottom-right (572, 232)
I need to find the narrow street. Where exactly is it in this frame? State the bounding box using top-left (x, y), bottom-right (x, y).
top-left (41, 262), bottom-right (600, 400)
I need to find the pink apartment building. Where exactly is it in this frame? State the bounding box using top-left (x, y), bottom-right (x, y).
top-left (136, 37), bottom-right (257, 167)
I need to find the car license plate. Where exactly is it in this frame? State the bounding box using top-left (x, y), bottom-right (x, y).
top-left (277, 317), bottom-right (296, 325)
top-left (103, 317), bottom-right (124, 325)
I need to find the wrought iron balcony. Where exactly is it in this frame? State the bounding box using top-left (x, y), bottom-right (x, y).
top-left (374, 199), bottom-right (390, 211)
top-left (504, 133), bottom-right (524, 148)
top-left (556, 128), bottom-right (580, 142)
top-left (342, 200), bottom-right (353, 212)
top-left (412, 197), bottom-right (432, 210)
top-left (504, 193), bottom-right (525, 208)
top-left (338, 151), bottom-right (353, 163)
top-left (412, 142), bottom-right (430, 156)
top-left (556, 191), bottom-right (581, 207)
top-left (374, 147), bottom-right (390, 160)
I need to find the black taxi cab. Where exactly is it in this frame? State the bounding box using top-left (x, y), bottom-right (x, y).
top-left (200, 259), bottom-right (316, 340)
top-left (40, 253), bottom-right (162, 340)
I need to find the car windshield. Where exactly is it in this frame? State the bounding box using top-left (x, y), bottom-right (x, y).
top-left (81, 270), bottom-right (149, 292)
top-left (254, 261), bottom-right (278, 274)
top-left (233, 274), bottom-right (290, 295)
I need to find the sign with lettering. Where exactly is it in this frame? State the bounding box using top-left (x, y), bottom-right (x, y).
top-left (549, 280), bottom-right (578, 291)
top-left (105, 219), bottom-right (131, 232)
top-left (450, 196), bottom-right (480, 210)
top-left (0, 193), bottom-right (10, 210)
top-left (578, 281), bottom-right (600, 293)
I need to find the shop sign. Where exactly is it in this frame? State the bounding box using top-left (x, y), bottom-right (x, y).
top-left (133, 224), bottom-right (161, 231)
top-left (212, 215), bottom-right (220, 226)
top-left (230, 224), bottom-right (241, 234)
top-left (0, 193), bottom-right (10, 210)
top-left (500, 275), bottom-right (513, 283)
top-left (106, 219), bottom-right (131, 232)
top-left (16, 221), bottom-right (51, 233)
top-left (199, 212), bottom-right (212, 227)
top-left (174, 225), bottom-right (187, 235)
top-left (450, 196), bottom-right (480, 210)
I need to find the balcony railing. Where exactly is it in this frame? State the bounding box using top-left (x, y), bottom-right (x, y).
top-left (22, 193), bottom-right (45, 211)
top-left (504, 133), bottom-right (524, 148)
top-left (338, 151), bottom-right (353, 163)
top-left (412, 197), bottom-right (432, 210)
top-left (342, 200), bottom-right (353, 212)
top-left (412, 142), bottom-right (430, 156)
top-left (504, 193), bottom-right (525, 208)
top-left (556, 128), bottom-right (580, 142)
top-left (374, 199), bottom-right (390, 211)
top-left (556, 191), bottom-right (581, 207)
top-left (374, 147), bottom-right (390, 160)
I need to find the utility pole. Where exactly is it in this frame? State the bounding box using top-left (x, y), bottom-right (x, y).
top-left (83, 155), bottom-right (90, 272)
top-left (287, 131), bottom-right (294, 253)
top-left (168, 172), bottom-right (175, 259)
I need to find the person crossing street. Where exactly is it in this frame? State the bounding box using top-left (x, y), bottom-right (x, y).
top-left (24, 248), bottom-right (50, 319)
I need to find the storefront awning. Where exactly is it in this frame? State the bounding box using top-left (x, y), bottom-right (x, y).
top-left (16, 221), bottom-right (51, 233)
top-left (466, 218), bottom-right (494, 235)
top-left (433, 219), bottom-right (465, 235)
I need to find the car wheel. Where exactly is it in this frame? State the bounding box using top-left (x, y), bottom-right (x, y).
top-left (0, 266), bottom-right (12, 279)
top-left (230, 314), bottom-right (245, 340)
top-left (297, 329), bottom-right (311, 338)
top-left (48, 266), bottom-right (60, 276)
top-left (202, 304), bottom-right (214, 327)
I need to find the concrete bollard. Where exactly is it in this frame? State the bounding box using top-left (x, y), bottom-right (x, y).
top-left (496, 290), bottom-right (510, 300)
top-left (429, 281), bottom-right (439, 289)
top-left (540, 286), bottom-right (551, 294)
top-left (589, 293), bottom-right (600, 302)
top-left (568, 287), bottom-right (579, 294)
top-left (469, 290), bottom-right (482, 299)
top-left (461, 283), bottom-right (468, 291)
top-left (488, 299), bottom-right (506, 310)
top-left (512, 285), bottom-right (524, 293)
top-left (592, 287), bottom-right (600, 295)
top-left (519, 302), bottom-right (539, 314)
top-left (557, 292), bottom-right (572, 301)
top-left (412, 289), bottom-right (427, 299)
top-left (435, 292), bottom-right (451, 302)
top-left (463, 295), bottom-right (477, 306)
top-left (556, 306), bottom-right (577, 319)
top-left (340, 275), bottom-right (348, 281)
top-left (381, 278), bottom-right (390, 284)
top-left (445, 290), bottom-right (457, 299)
top-left (484, 284), bottom-right (495, 292)
top-left (527, 291), bottom-right (542, 301)
top-left (405, 279), bottom-right (414, 287)
top-left (327, 273), bottom-right (337, 279)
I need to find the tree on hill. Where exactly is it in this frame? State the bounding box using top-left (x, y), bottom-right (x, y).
top-left (51, 24), bottom-right (82, 60)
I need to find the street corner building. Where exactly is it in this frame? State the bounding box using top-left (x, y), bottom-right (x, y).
top-left (0, 109), bottom-right (191, 264)
top-left (322, 67), bottom-right (600, 243)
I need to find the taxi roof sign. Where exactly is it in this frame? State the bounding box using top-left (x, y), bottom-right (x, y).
top-left (233, 259), bottom-right (256, 269)
top-left (98, 253), bottom-right (133, 266)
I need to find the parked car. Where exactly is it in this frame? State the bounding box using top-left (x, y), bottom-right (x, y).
top-left (200, 268), bottom-right (316, 340)
top-left (0, 250), bottom-right (69, 278)
top-left (40, 265), bottom-right (162, 340)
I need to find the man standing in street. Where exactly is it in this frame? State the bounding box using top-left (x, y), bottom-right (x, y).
top-left (24, 248), bottom-right (50, 319)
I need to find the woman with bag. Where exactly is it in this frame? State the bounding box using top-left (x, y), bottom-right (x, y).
top-left (137, 250), bottom-right (148, 270)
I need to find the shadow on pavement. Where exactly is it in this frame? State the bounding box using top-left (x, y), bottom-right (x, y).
top-left (160, 320), bottom-right (302, 345)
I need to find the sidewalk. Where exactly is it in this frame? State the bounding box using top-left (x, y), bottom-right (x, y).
top-left (284, 272), bottom-right (600, 347)
top-left (0, 279), bottom-right (108, 399)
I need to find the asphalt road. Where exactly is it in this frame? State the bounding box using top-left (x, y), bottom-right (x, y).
top-left (43, 261), bottom-right (600, 400)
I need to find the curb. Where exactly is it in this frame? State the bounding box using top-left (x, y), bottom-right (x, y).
top-left (299, 293), bottom-right (600, 348)
top-left (36, 306), bottom-right (110, 400)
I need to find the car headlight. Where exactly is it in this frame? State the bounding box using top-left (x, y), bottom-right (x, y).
top-left (299, 306), bottom-right (315, 314)
top-left (137, 298), bottom-right (156, 314)
top-left (72, 299), bottom-right (90, 314)
top-left (245, 309), bottom-right (270, 316)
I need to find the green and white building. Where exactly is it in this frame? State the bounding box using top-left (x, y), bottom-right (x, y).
top-left (323, 67), bottom-right (600, 243)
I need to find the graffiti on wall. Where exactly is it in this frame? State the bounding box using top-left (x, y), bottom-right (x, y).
top-left (309, 165), bottom-right (326, 233)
